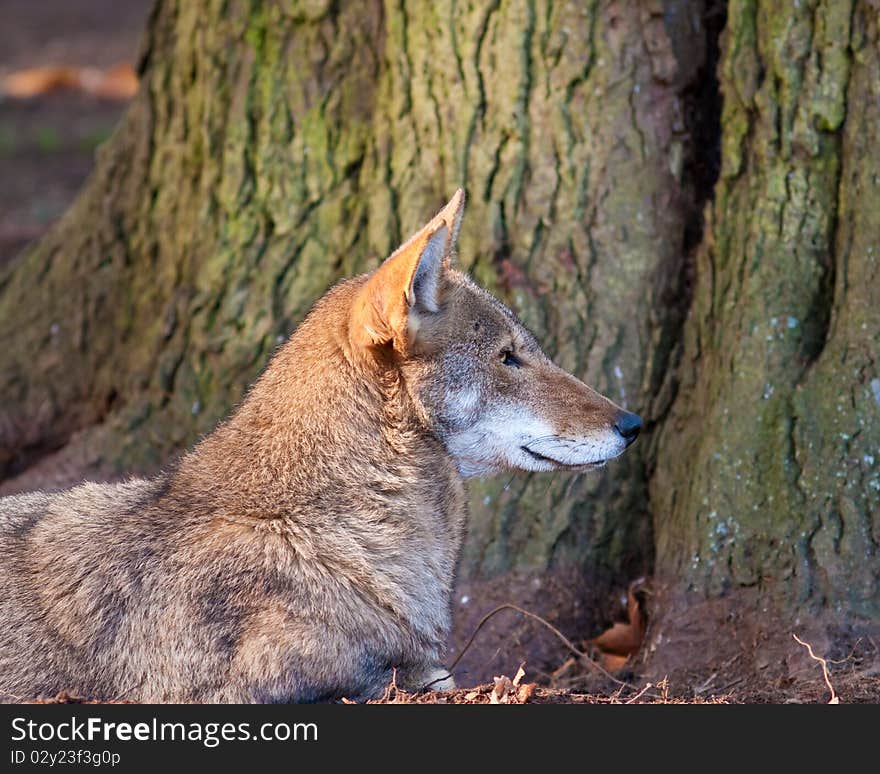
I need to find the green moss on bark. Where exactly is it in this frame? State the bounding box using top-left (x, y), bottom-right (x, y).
top-left (653, 1), bottom-right (879, 640)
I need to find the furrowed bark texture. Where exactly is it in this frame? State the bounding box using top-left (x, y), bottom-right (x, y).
top-left (0, 0), bottom-right (707, 675)
top-left (651, 0), bottom-right (880, 674)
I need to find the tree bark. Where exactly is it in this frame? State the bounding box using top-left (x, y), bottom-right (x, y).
top-left (650, 0), bottom-right (880, 676)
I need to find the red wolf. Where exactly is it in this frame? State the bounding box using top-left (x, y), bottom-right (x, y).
top-left (0, 189), bottom-right (641, 702)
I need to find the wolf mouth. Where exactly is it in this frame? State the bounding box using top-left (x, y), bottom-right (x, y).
top-left (520, 445), bottom-right (604, 469)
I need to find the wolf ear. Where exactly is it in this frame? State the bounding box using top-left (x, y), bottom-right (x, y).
top-left (350, 189), bottom-right (465, 352)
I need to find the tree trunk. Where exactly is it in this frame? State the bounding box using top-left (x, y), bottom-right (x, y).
top-left (5, 0), bottom-right (874, 686)
top-left (1, 0), bottom-right (709, 679)
top-left (650, 0), bottom-right (880, 678)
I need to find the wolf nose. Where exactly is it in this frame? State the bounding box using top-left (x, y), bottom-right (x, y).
top-left (614, 411), bottom-right (642, 446)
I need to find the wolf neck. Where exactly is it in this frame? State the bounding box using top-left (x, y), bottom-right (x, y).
top-left (175, 279), bottom-right (463, 522)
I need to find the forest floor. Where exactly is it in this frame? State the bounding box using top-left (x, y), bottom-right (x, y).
top-left (18, 669), bottom-right (880, 705)
top-left (2, 0), bottom-right (877, 707)
top-left (372, 668), bottom-right (880, 704)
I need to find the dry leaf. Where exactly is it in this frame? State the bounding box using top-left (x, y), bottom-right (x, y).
top-left (589, 581), bottom-right (647, 671)
top-left (512, 663), bottom-right (526, 687)
top-left (516, 683), bottom-right (536, 703)
top-left (91, 63), bottom-right (139, 99)
top-left (2, 63), bottom-right (137, 100)
top-left (599, 653), bottom-right (631, 672)
top-left (491, 675), bottom-right (513, 704)
top-left (3, 67), bottom-right (79, 97)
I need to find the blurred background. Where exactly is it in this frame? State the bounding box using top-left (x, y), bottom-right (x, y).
top-left (0, 0), bottom-right (150, 265)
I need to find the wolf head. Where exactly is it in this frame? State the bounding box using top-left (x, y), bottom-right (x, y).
top-left (350, 189), bottom-right (641, 478)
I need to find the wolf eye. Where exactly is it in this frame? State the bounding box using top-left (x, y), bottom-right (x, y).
top-left (500, 349), bottom-right (522, 368)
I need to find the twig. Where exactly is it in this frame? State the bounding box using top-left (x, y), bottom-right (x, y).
top-left (656, 676), bottom-right (670, 703)
top-left (382, 668), bottom-right (400, 702)
top-left (693, 672), bottom-right (717, 695)
top-left (609, 680), bottom-right (628, 703)
top-left (718, 676), bottom-right (743, 693)
top-left (827, 638), bottom-right (862, 666)
top-left (793, 634), bottom-right (839, 704)
top-left (624, 682), bottom-right (654, 704)
top-left (421, 671), bottom-right (454, 691)
top-left (450, 603), bottom-right (631, 688)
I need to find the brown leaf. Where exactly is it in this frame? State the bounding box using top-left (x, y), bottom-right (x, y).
top-left (516, 683), bottom-right (537, 703)
top-left (91, 63), bottom-right (139, 100)
top-left (3, 67), bottom-right (81, 97)
top-left (592, 621), bottom-right (642, 657)
top-left (589, 582), bottom-right (647, 670)
top-left (598, 653), bottom-right (631, 672)
top-left (491, 675), bottom-right (513, 704)
top-left (2, 63), bottom-right (137, 100)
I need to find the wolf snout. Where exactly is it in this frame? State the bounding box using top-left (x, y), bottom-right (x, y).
top-left (613, 410), bottom-right (642, 446)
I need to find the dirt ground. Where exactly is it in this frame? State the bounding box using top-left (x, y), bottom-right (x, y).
top-left (1, 0), bottom-right (877, 706)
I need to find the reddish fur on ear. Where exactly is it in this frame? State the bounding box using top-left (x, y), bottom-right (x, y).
top-left (349, 226), bottom-right (446, 351)
top-left (350, 189), bottom-right (465, 354)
